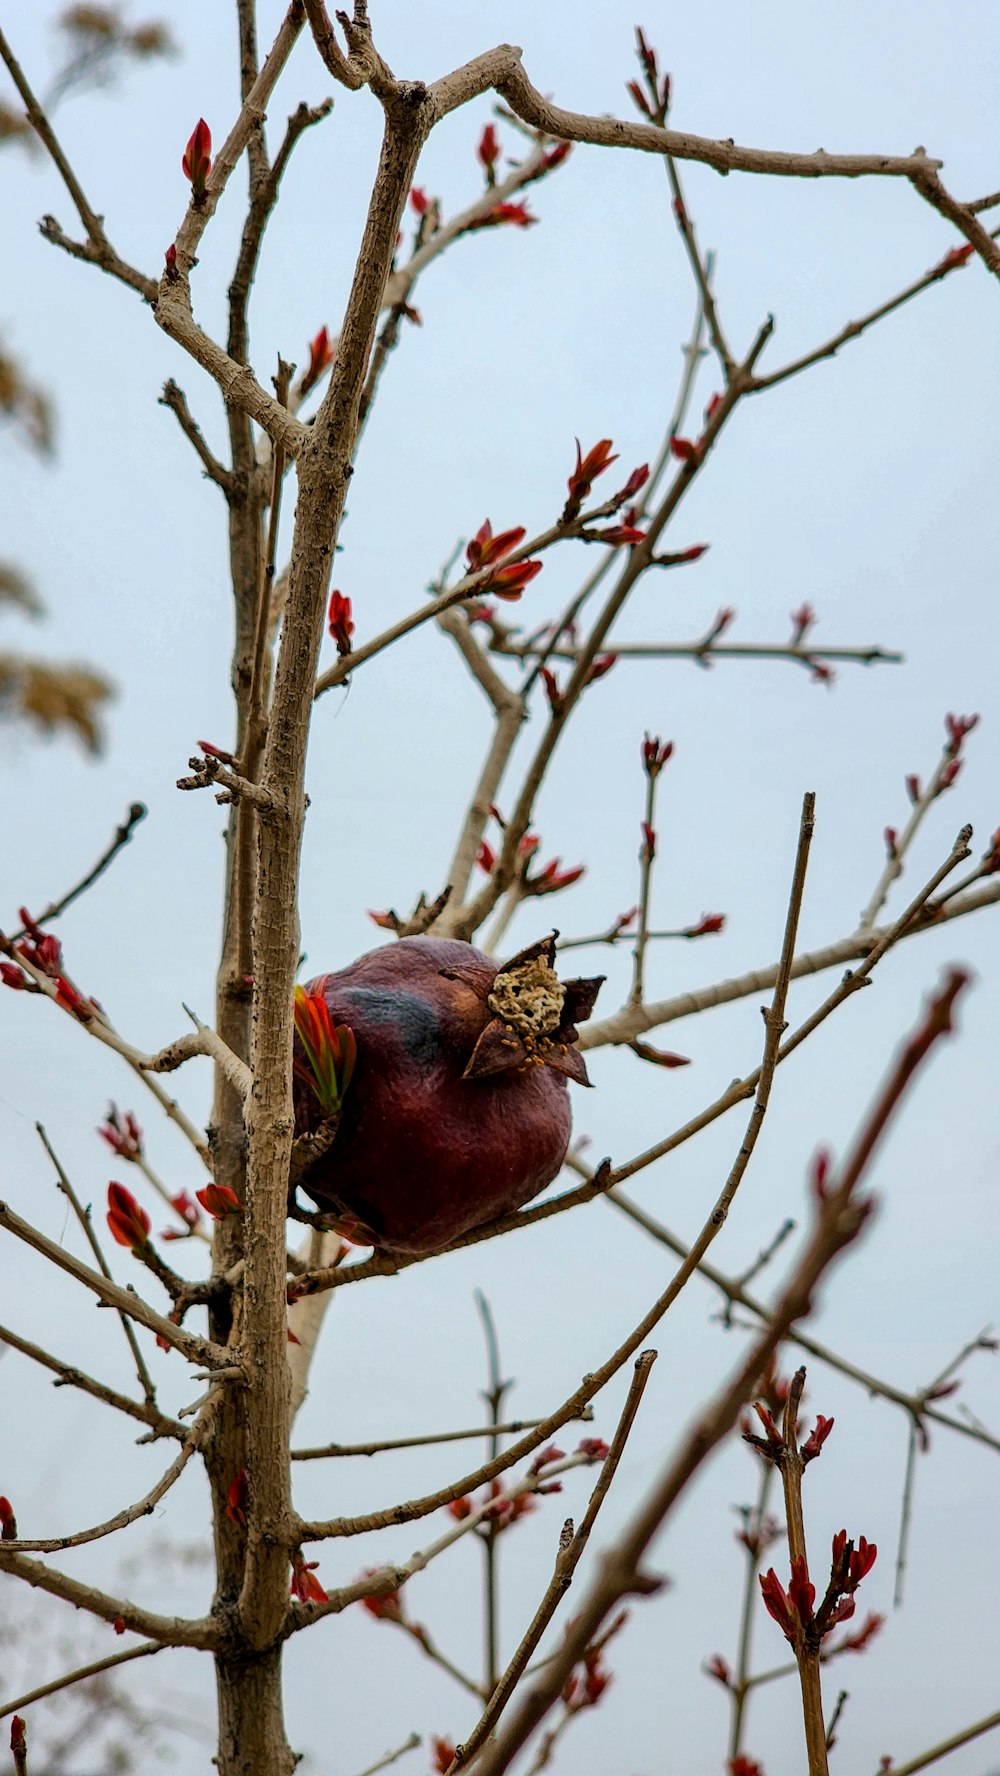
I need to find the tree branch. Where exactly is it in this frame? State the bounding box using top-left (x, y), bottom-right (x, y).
top-left (1, 1392), bottom-right (218, 1555)
top-left (450, 1351), bottom-right (657, 1769)
top-left (0, 1321), bottom-right (183, 1441)
top-left (0, 1640), bottom-right (168, 1724)
top-left (0, 1199), bottom-right (231, 1367)
top-left (430, 47), bottom-right (941, 182)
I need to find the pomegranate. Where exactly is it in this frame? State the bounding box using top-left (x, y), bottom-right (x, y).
top-left (292, 934), bottom-right (603, 1254)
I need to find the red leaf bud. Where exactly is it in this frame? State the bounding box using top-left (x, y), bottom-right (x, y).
top-left (466, 520), bottom-right (526, 573)
top-left (801, 1413), bottom-right (834, 1463)
top-left (933, 243), bottom-right (974, 275)
top-left (631, 1039), bottom-right (691, 1068)
top-left (226, 1469), bottom-right (249, 1527)
top-left (626, 79), bottom-right (652, 117)
top-left (290, 1553), bottom-right (328, 1604)
top-left (945, 712), bottom-right (978, 752)
top-left (567, 437), bottom-right (619, 506)
top-left (327, 590), bottom-right (354, 656)
top-left (477, 122), bottom-right (501, 178)
top-left (541, 667), bottom-right (563, 714)
top-left (577, 1437), bottom-right (610, 1460)
top-left (642, 734), bottom-right (673, 776)
top-left (195, 1183), bottom-right (243, 1220)
top-left (106, 1182), bottom-right (151, 1251)
top-left (669, 435), bottom-right (700, 463)
top-left (181, 118), bottom-right (212, 198)
top-left (614, 462), bottom-right (650, 503)
top-left (301, 325), bottom-right (334, 395)
top-left (540, 140), bottom-right (572, 170)
top-left (686, 912), bottom-right (725, 937)
top-left (759, 1568), bottom-right (795, 1641)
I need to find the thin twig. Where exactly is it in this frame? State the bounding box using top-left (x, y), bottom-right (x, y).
top-left (36, 1124), bottom-right (156, 1408)
top-left (502, 638), bottom-right (901, 673)
top-left (8, 804), bottom-right (147, 939)
top-left (0, 1198), bottom-right (230, 1367)
top-left (602, 1188), bottom-right (1000, 1458)
top-left (476, 1290), bottom-right (513, 1694)
top-left (159, 382), bottom-right (232, 491)
top-left (470, 974), bottom-right (967, 1776)
top-left (825, 1689), bottom-right (849, 1751)
top-left (0, 1640), bottom-right (167, 1722)
top-left (878, 1707), bottom-right (1000, 1776)
top-left (581, 872), bottom-right (998, 1052)
top-left (0, 1321), bottom-right (183, 1442)
top-left (387, 1617), bottom-right (485, 1701)
top-left (777, 1369), bottom-right (829, 1776)
top-left (354, 1732), bottom-right (422, 1776)
top-left (0, 1542), bottom-right (217, 1646)
top-left (291, 1412), bottom-right (592, 1460)
top-left (727, 1461), bottom-right (776, 1761)
top-left (295, 1451), bottom-right (599, 1622)
top-left (450, 1351), bottom-right (656, 1770)
top-left (1, 1392), bottom-right (218, 1554)
top-left (858, 730), bottom-right (965, 931)
top-left (893, 1417), bottom-right (920, 1610)
top-left (630, 764), bottom-right (660, 1006)
top-left (0, 24), bottom-right (154, 298)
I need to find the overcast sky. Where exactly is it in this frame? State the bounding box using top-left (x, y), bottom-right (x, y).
top-left (2, 3), bottom-right (999, 1773)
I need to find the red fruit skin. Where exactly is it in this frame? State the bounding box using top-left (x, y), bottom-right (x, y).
top-left (294, 937), bottom-right (573, 1254)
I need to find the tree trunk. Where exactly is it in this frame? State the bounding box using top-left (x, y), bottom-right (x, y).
top-left (215, 1643), bottom-right (296, 1776)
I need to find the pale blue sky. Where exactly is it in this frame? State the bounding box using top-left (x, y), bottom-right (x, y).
top-left (2, 4), bottom-right (999, 1772)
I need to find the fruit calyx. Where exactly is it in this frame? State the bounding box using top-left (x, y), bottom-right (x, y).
top-left (453, 934), bottom-right (604, 1086)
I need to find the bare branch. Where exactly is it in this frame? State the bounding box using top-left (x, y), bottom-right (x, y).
top-left (502, 637), bottom-right (902, 674)
top-left (582, 839), bottom-right (988, 1052)
top-left (604, 1187), bottom-right (1000, 1458)
top-left (1, 1392), bottom-right (218, 1555)
top-left (9, 804), bottom-right (147, 939)
top-left (908, 163), bottom-right (1000, 280)
top-left (430, 47), bottom-right (941, 182)
top-left (159, 381), bottom-right (233, 491)
top-left (450, 1351), bottom-right (657, 1768)
top-left (469, 976), bottom-right (969, 1774)
top-left (0, 1321), bottom-right (183, 1441)
top-left (0, 1545), bottom-right (217, 1647)
top-left (291, 1412), bottom-right (591, 1461)
top-left (0, 1641), bottom-right (168, 1724)
top-left (0, 1198), bottom-right (231, 1368)
top-left (354, 1734), bottom-right (422, 1776)
top-left (37, 1124), bottom-right (157, 1407)
top-left (172, 4), bottom-right (306, 268)
top-left (881, 1706), bottom-right (1000, 1776)
top-left (0, 25), bottom-right (156, 301)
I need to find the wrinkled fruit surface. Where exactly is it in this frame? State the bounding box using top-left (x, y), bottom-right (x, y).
top-left (294, 936), bottom-right (602, 1254)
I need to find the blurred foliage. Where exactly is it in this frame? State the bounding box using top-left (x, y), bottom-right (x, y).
top-left (0, 562), bottom-right (45, 618)
top-left (0, 341), bottom-right (55, 456)
top-left (0, 653), bottom-right (114, 752)
top-left (0, 4), bottom-right (175, 144)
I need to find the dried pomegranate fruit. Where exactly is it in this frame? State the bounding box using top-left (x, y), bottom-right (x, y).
top-left (293, 934), bottom-right (602, 1254)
